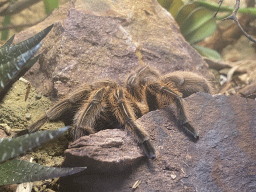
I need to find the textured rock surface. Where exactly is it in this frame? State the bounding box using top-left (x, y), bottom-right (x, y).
top-left (63, 129), bottom-right (144, 172)
top-left (60, 93), bottom-right (256, 192)
top-left (13, 0), bottom-right (214, 99)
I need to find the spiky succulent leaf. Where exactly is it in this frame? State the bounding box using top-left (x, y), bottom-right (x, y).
top-left (0, 126), bottom-right (71, 164)
top-left (0, 24), bottom-right (53, 100)
top-left (0, 24), bottom-right (53, 64)
top-left (0, 158), bottom-right (86, 185)
top-left (0, 44), bottom-right (41, 96)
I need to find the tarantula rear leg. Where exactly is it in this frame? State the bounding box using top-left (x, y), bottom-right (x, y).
top-left (110, 88), bottom-right (156, 159)
top-left (146, 82), bottom-right (198, 139)
top-left (162, 86), bottom-right (198, 139)
top-left (163, 71), bottom-right (212, 97)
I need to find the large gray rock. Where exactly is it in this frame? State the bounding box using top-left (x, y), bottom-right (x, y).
top-left (13, 0), bottom-right (214, 98)
top-left (60, 93), bottom-right (256, 192)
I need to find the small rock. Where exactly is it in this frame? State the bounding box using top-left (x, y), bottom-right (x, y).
top-left (171, 174), bottom-right (176, 180)
top-left (237, 82), bottom-right (256, 99)
top-left (25, 113), bottom-right (31, 120)
top-left (227, 88), bottom-right (236, 95)
top-left (35, 92), bottom-right (42, 100)
top-left (16, 182), bottom-right (33, 192)
top-left (43, 189), bottom-right (55, 192)
top-left (33, 186), bottom-right (39, 192)
top-left (0, 123), bottom-right (11, 136)
top-left (238, 74), bottom-right (248, 84)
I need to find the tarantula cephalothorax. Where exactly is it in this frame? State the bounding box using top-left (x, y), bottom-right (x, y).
top-left (20, 65), bottom-right (212, 159)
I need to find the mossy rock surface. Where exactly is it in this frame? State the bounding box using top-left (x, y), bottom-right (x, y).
top-left (0, 80), bottom-right (64, 131)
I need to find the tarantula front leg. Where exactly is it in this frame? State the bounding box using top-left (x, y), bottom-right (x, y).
top-left (110, 88), bottom-right (156, 159)
top-left (72, 87), bottom-right (106, 140)
top-left (146, 82), bottom-right (198, 139)
top-left (15, 87), bottom-right (91, 137)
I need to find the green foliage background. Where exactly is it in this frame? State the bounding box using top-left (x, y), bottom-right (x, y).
top-left (1, 0), bottom-right (59, 40)
top-left (158, 0), bottom-right (256, 60)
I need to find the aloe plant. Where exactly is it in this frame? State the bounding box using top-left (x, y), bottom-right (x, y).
top-left (0, 24), bottom-right (86, 187)
top-left (0, 24), bottom-right (53, 101)
top-left (0, 126), bottom-right (70, 164)
top-left (0, 127), bottom-right (86, 185)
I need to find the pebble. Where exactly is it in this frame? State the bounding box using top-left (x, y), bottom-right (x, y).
top-left (36, 92), bottom-right (42, 100)
top-left (25, 113), bottom-right (31, 120)
top-left (0, 123), bottom-right (11, 136)
top-left (227, 88), bottom-right (236, 95)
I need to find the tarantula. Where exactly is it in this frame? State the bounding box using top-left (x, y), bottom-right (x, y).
top-left (20, 65), bottom-right (211, 159)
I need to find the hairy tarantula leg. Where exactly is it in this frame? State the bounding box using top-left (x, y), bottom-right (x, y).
top-left (162, 88), bottom-right (198, 139)
top-left (14, 89), bottom-right (91, 137)
top-left (111, 88), bottom-right (156, 159)
top-left (146, 83), bottom-right (198, 139)
top-left (26, 100), bottom-right (74, 134)
top-left (14, 116), bottom-right (49, 137)
top-left (72, 87), bottom-right (106, 140)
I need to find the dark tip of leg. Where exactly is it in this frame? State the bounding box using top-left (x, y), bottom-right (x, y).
top-left (183, 122), bottom-right (199, 141)
top-left (194, 133), bottom-right (199, 140)
top-left (142, 140), bottom-right (156, 159)
top-left (149, 153), bottom-right (156, 159)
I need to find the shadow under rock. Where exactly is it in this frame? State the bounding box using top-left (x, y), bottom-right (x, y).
top-left (59, 159), bottom-right (146, 192)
